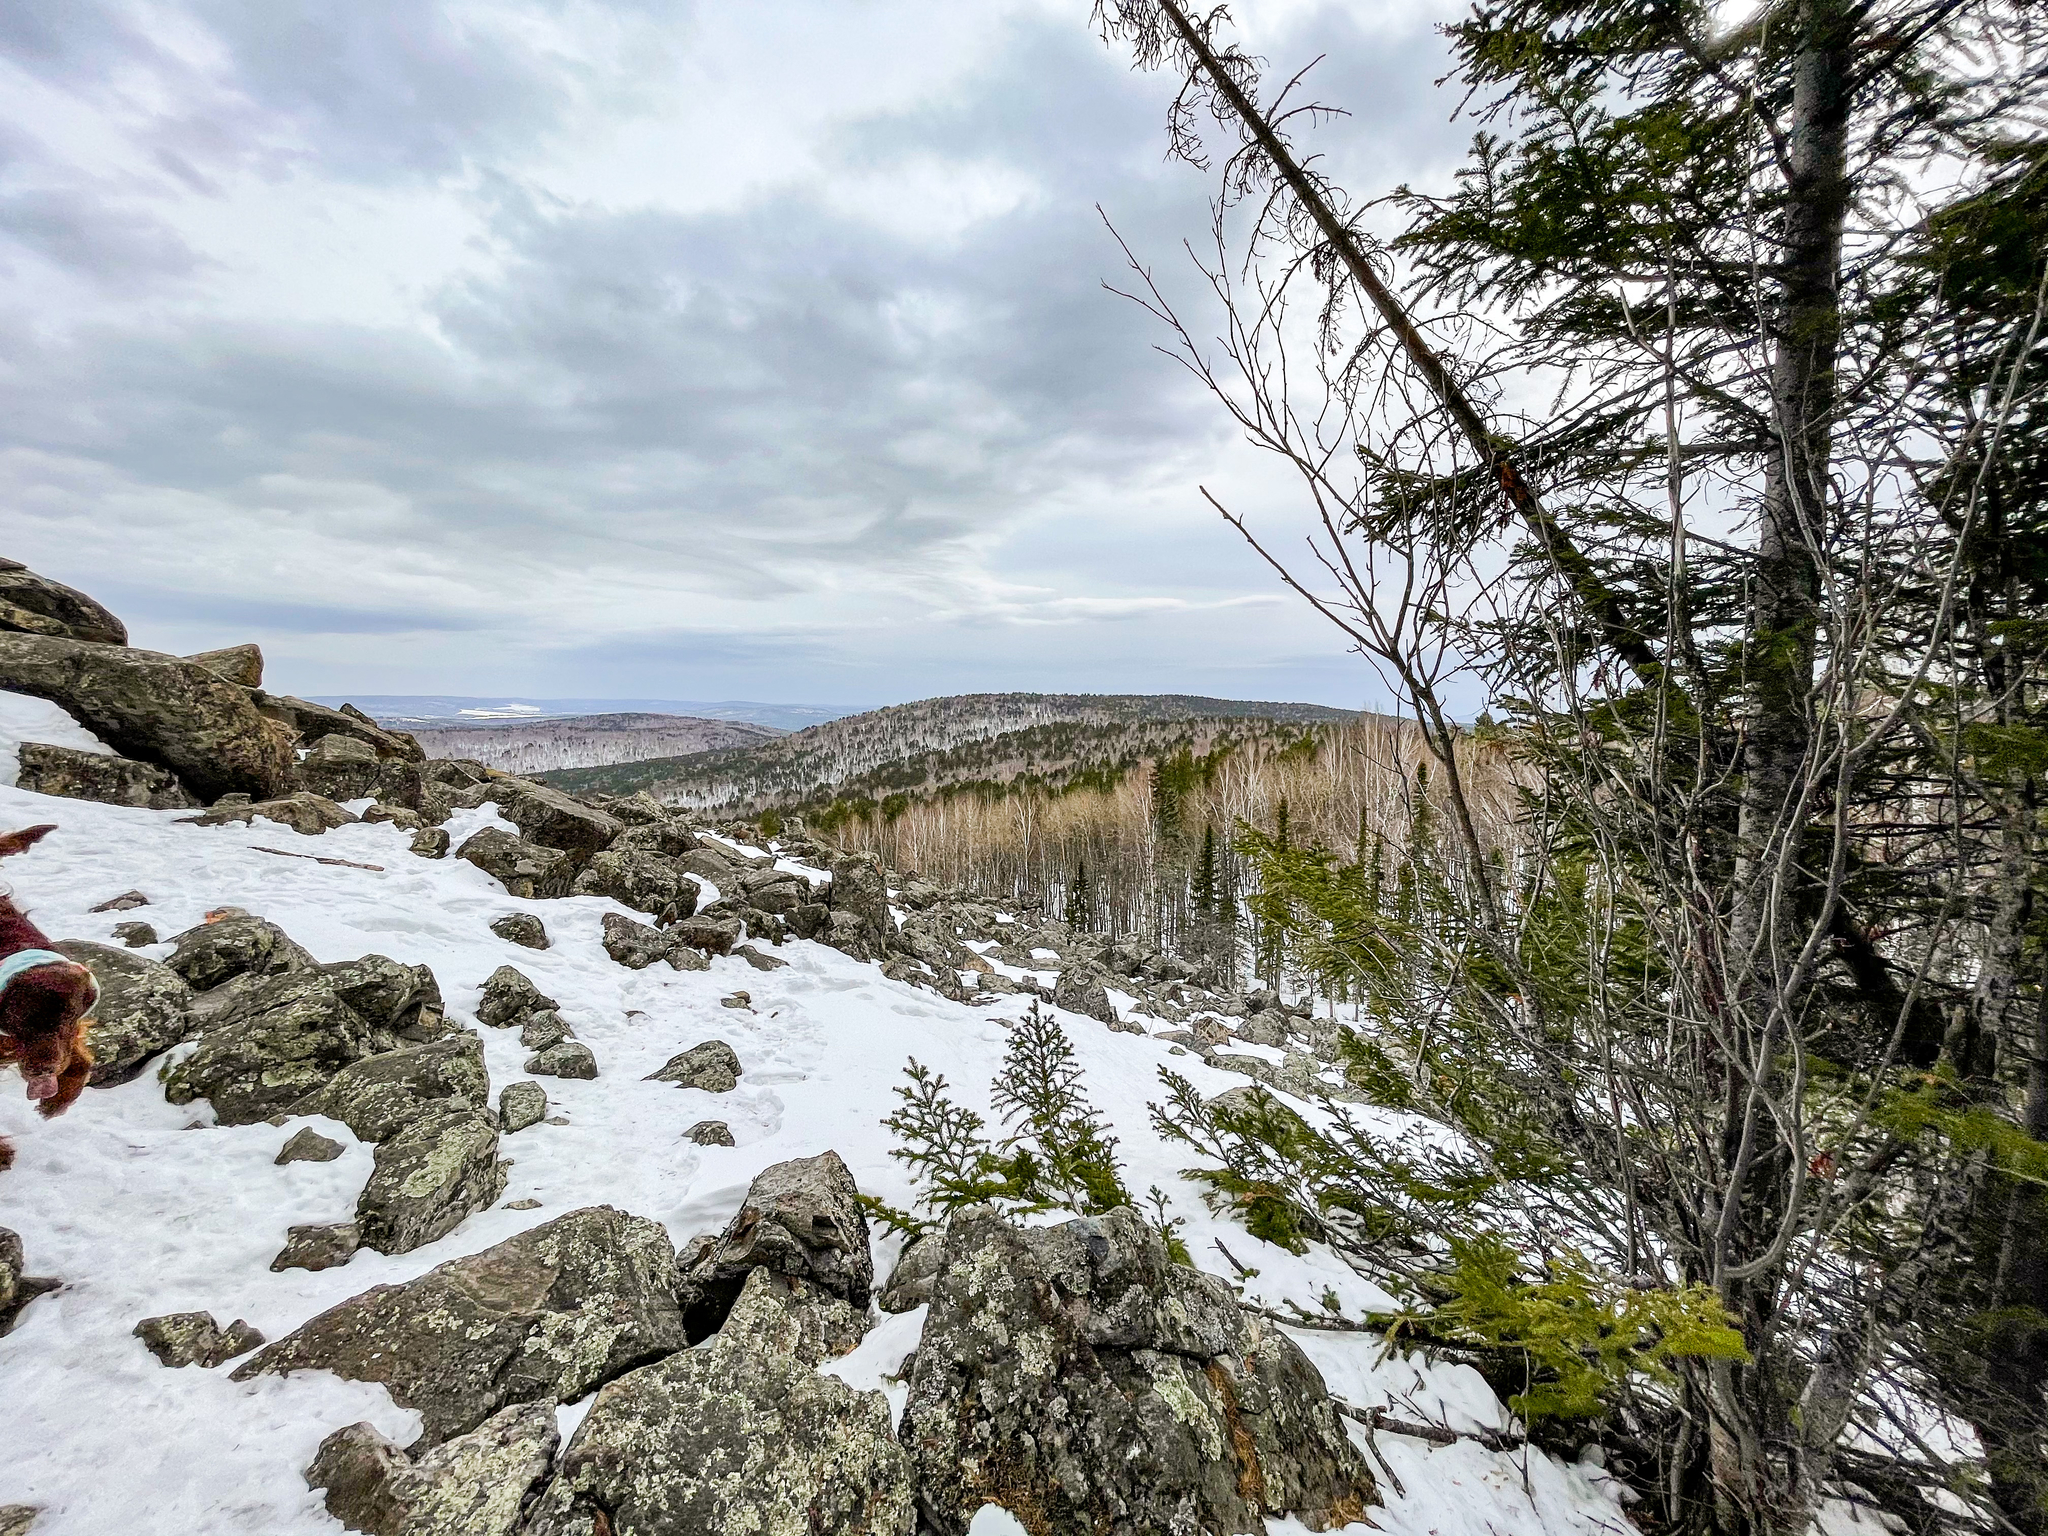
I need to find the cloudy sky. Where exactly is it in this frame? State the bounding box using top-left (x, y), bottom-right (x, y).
top-left (3, 0), bottom-right (1471, 708)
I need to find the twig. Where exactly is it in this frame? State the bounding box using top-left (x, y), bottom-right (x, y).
top-left (1334, 1399), bottom-right (1527, 1454)
top-left (250, 846), bottom-right (385, 872)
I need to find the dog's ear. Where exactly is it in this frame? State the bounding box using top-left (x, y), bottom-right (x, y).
top-left (0, 824), bottom-right (58, 859)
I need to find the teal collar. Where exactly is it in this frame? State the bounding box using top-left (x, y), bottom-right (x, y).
top-left (0, 948), bottom-right (98, 1004)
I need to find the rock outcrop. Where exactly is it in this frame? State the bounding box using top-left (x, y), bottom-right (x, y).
top-left (522, 1268), bottom-right (911, 1536)
top-left (0, 633), bottom-right (296, 801)
top-left (163, 911), bottom-right (313, 992)
top-left (898, 1205), bottom-right (1376, 1535)
top-left (237, 1206), bottom-right (688, 1446)
top-left (306, 1401), bottom-right (558, 1536)
top-left (675, 1151), bottom-right (872, 1340)
top-left (162, 969), bottom-right (382, 1125)
top-left (0, 558), bottom-right (127, 644)
top-left (14, 742), bottom-right (195, 809)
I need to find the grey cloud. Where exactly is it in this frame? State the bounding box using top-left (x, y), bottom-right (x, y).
top-left (0, 187), bottom-right (206, 283)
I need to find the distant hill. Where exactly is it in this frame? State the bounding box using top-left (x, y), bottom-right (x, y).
top-left (537, 692), bottom-right (1360, 811)
top-left (313, 696), bottom-right (863, 733)
top-left (403, 712), bottom-right (784, 776)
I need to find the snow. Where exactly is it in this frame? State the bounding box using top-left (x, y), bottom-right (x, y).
top-left (0, 693), bottom-right (115, 786)
top-left (0, 760), bottom-right (1628, 1536)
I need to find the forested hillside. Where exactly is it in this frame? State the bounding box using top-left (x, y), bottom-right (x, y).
top-left (407, 713), bottom-right (783, 775)
top-left (539, 692), bottom-right (1356, 807)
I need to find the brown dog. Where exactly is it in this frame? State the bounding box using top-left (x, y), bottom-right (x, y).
top-left (0, 825), bottom-right (97, 1171)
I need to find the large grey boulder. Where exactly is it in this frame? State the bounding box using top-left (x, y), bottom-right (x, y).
top-left (254, 695), bottom-right (424, 763)
top-left (285, 1033), bottom-right (488, 1143)
top-left (524, 1041), bottom-right (598, 1080)
top-left (163, 911), bottom-right (313, 992)
top-left (161, 970), bottom-right (378, 1125)
top-left (480, 779), bottom-right (620, 857)
top-left (825, 853), bottom-right (892, 961)
top-left (455, 827), bottom-right (575, 900)
top-left (668, 914), bottom-right (742, 957)
top-left (645, 1040), bottom-right (739, 1093)
top-left (236, 1205), bottom-right (687, 1446)
top-left (321, 956), bottom-right (444, 1041)
top-left (356, 1106), bottom-right (506, 1256)
top-left (488, 913), bottom-right (549, 950)
top-left (899, 1205), bottom-right (1376, 1536)
top-left (523, 1269), bottom-right (910, 1536)
top-left (294, 733), bottom-right (385, 802)
top-left (1054, 967), bottom-right (1119, 1026)
top-left (185, 643), bottom-right (263, 687)
top-left (599, 912), bottom-right (672, 970)
top-left (676, 1150), bottom-right (871, 1339)
top-left (50, 940), bottom-right (191, 1085)
top-left (306, 1403), bottom-right (559, 1536)
top-left (573, 850), bottom-right (695, 918)
top-left (0, 558), bottom-right (126, 644)
top-left (0, 633), bottom-right (296, 801)
top-left (14, 742), bottom-right (195, 809)
top-left (474, 965), bottom-right (556, 1027)
top-left (499, 1081), bottom-right (547, 1133)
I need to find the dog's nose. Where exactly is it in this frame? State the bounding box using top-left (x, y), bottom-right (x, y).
top-left (24, 1074), bottom-right (59, 1100)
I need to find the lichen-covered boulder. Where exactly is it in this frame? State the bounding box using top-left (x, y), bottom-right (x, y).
top-left (574, 850), bottom-right (695, 919)
top-left (285, 1033), bottom-right (489, 1143)
top-left (899, 1205), bottom-right (1376, 1536)
top-left (14, 741), bottom-right (195, 809)
top-left (522, 1269), bottom-right (909, 1536)
top-left (676, 1150), bottom-right (871, 1339)
top-left (456, 828), bottom-right (575, 900)
top-left (488, 913), bottom-right (549, 950)
top-left (474, 965), bottom-right (556, 1028)
top-left (306, 1403), bottom-right (559, 1536)
top-left (644, 1040), bottom-right (739, 1094)
top-left (355, 1106), bottom-right (506, 1256)
top-left (161, 970), bottom-right (378, 1125)
top-left (525, 1041), bottom-right (598, 1080)
top-left (668, 914), bottom-right (742, 957)
top-left (163, 912), bottom-right (313, 992)
top-left (271, 1222), bottom-right (362, 1273)
top-left (187, 790), bottom-right (359, 835)
top-left (236, 1206), bottom-right (687, 1446)
top-left (599, 912), bottom-right (671, 970)
top-left (481, 780), bottom-right (620, 858)
top-left (825, 853), bottom-right (892, 961)
top-left (133, 1311), bottom-right (264, 1368)
top-left (50, 940), bottom-right (191, 1085)
top-left (1053, 967), bottom-right (1118, 1026)
top-left (0, 557), bottom-right (127, 643)
top-left (320, 956), bottom-right (444, 1042)
top-left (186, 643), bottom-right (263, 687)
top-left (499, 1081), bottom-right (547, 1133)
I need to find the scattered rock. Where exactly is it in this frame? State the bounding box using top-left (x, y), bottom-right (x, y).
top-left (522, 1268), bottom-right (909, 1536)
top-left (184, 790), bottom-right (360, 834)
top-left (88, 889), bottom-right (149, 912)
top-left (255, 695), bottom-right (424, 764)
top-left (49, 939), bottom-right (192, 1085)
top-left (646, 1041), bottom-right (740, 1093)
top-left (684, 1120), bottom-right (735, 1147)
top-left (0, 1504), bottom-right (37, 1536)
top-left (499, 1081), bottom-right (547, 1133)
top-left (518, 1010), bottom-right (569, 1050)
top-left (524, 1041), bottom-right (598, 1081)
top-left (600, 911), bottom-right (672, 970)
top-left (186, 643), bottom-right (263, 687)
top-left (899, 1204), bottom-right (1376, 1535)
top-left (306, 1402), bottom-right (559, 1536)
top-left (668, 913), bottom-right (742, 956)
top-left (1053, 968), bottom-right (1118, 1025)
top-left (285, 1032), bottom-right (489, 1143)
top-left (133, 1311), bottom-right (264, 1368)
top-left (320, 956), bottom-right (444, 1040)
top-left (0, 1227), bottom-right (59, 1337)
top-left (604, 790), bottom-right (671, 825)
top-left (504, 1198), bottom-right (542, 1211)
top-left (455, 827), bottom-right (575, 899)
top-left (276, 1127), bottom-right (347, 1164)
top-left (110, 920), bottom-right (157, 947)
top-left (409, 827), bottom-right (450, 859)
top-left (162, 969), bottom-right (379, 1125)
top-left (676, 1150), bottom-right (872, 1339)
top-left (237, 1205), bottom-right (688, 1446)
top-left (0, 557), bottom-right (127, 644)
top-left (271, 1223), bottom-right (363, 1273)
top-left (164, 911), bottom-right (315, 994)
top-left (356, 1106), bottom-right (507, 1256)
top-left (735, 943), bottom-right (789, 972)
top-left (475, 965), bottom-right (557, 1027)
top-left (665, 944), bottom-right (710, 972)
top-left (488, 913), bottom-right (549, 950)
top-left (362, 802), bottom-right (423, 831)
top-left (14, 741), bottom-right (197, 809)
top-left (719, 991), bottom-right (751, 1010)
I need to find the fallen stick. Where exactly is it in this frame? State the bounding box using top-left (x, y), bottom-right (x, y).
top-left (1334, 1400), bottom-right (1526, 1454)
top-left (251, 846), bottom-right (385, 872)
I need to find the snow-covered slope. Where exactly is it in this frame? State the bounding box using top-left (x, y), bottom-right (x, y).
top-left (0, 776), bottom-right (1632, 1536)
